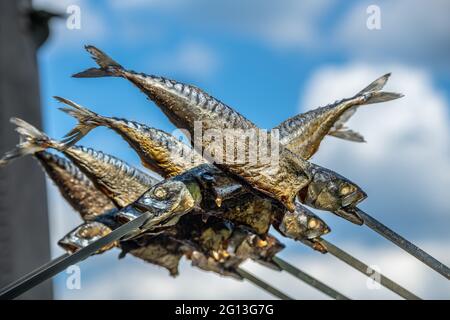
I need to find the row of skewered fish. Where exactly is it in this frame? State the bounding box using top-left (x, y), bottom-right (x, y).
top-left (0, 46), bottom-right (402, 279)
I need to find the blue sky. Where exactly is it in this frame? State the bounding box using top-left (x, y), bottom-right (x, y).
top-left (32, 0), bottom-right (449, 299)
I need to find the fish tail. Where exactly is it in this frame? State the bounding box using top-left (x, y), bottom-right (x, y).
top-left (72, 45), bottom-right (124, 78)
top-left (356, 73), bottom-right (404, 105)
top-left (0, 118), bottom-right (61, 167)
top-left (55, 96), bottom-right (108, 146)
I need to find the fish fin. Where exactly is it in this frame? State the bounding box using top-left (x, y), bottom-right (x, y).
top-left (0, 118), bottom-right (59, 167)
top-left (363, 91), bottom-right (404, 105)
top-left (328, 128), bottom-right (366, 143)
top-left (357, 73), bottom-right (391, 94)
top-left (118, 250), bottom-right (127, 259)
top-left (55, 96), bottom-right (107, 147)
top-left (355, 73), bottom-right (404, 104)
top-left (72, 45), bottom-right (123, 78)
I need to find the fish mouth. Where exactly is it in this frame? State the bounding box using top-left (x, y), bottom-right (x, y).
top-left (301, 239), bottom-right (328, 253)
top-left (342, 190), bottom-right (367, 207)
top-left (334, 207), bottom-right (364, 225)
top-left (57, 239), bottom-right (81, 254)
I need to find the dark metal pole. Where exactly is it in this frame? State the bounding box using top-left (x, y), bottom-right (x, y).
top-left (236, 268), bottom-right (293, 300)
top-left (319, 239), bottom-right (421, 300)
top-left (356, 209), bottom-right (450, 280)
top-left (0, 0), bottom-right (52, 299)
top-left (0, 213), bottom-right (150, 300)
top-left (272, 256), bottom-right (350, 300)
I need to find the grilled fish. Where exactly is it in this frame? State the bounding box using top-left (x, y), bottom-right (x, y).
top-left (58, 219), bottom-right (189, 277)
top-left (0, 118), bottom-right (158, 208)
top-left (57, 97), bottom-right (330, 240)
top-left (73, 46), bottom-right (402, 217)
top-left (73, 46), bottom-right (313, 212)
top-left (275, 73), bottom-right (399, 160)
top-left (0, 120), bottom-right (286, 276)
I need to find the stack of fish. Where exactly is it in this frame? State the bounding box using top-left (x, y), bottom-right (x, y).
top-left (0, 46), bottom-right (402, 280)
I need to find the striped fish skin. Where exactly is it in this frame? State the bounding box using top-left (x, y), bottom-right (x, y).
top-left (121, 69), bottom-right (312, 212)
top-left (74, 46), bottom-right (312, 212)
top-left (61, 145), bottom-right (158, 208)
top-left (60, 101), bottom-right (330, 239)
top-left (123, 71), bottom-right (255, 132)
top-left (35, 151), bottom-right (115, 219)
top-left (275, 98), bottom-right (354, 160)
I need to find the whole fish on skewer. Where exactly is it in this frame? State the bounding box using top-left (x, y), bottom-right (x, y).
top-left (34, 151), bottom-right (115, 220)
top-left (1, 147), bottom-right (188, 274)
top-left (0, 122), bottom-right (286, 276)
top-left (0, 119), bottom-right (158, 208)
top-left (73, 46), bottom-right (313, 212)
top-left (56, 98), bottom-right (330, 247)
top-left (73, 46), bottom-right (402, 223)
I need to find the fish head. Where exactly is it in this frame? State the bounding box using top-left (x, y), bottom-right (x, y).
top-left (299, 165), bottom-right (366, 224)
top-left (250, 234), bottom-right (285, 259)
top-left (137, 179), bottom-right (201, 230)
top-left (279, 204), bottom-right (330, 240)
top-left (58, 222), bottom-right (116, 254)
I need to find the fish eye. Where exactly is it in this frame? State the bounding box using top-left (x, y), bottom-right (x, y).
top-left (340, 184), bottom-right (353, 196)
top-left (153, 187), bottom-right (167, 199)
top-left (308, 218), bottom-right (318, 229)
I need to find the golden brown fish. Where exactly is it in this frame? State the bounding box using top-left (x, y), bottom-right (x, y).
top-left (57, 98), bottom-right (330, 238)
top-left (73, 46), bottom-right (402, 215)
top-left (35, 151), bottom-right (115, 219)
top-left (73, 46), bottom-right (312, 211)
top-left (274, 73), bottom-right (399, 160)
top-left (0, 118), bottom-right (158, 208)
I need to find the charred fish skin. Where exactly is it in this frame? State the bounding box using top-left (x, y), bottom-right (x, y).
top-left (0, 117), bottom-right (158, 208)
top-left (120, 234), bottom-right (184, 277)
top-left (35, 151), bottom-right (116, 219)
top-left (74, 45), bottom-right (312, 212)
top-left (275, 73), bottom-right (402, 160)
top-left (59, 99), bottom-right (331, 239)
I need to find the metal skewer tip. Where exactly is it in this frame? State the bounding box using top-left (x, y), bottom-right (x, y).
top-left (0, 213), bottom-right (149, 300)
top-left (319, 239), bottom-right (421, 300)
top-left (356, 208), bottom-right (450, 280)
top-left (236, 267), bottom-right (293, 300)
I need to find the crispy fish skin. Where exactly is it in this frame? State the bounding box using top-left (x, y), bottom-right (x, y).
top-left (73, 45), bottom-right (313, 212)
top-left (275, 74), bottom-right (399, 160)
top-left (75, 48), bottom-right (402, 224)
top-left (119, 233), bottom-right (184, 277)
top-left (58, 99), bottom-right (331, 237)
top-left (0, 118), bottom-right (158, 208)
top-left (1, 121), bottom-right (282, 276)
top-left (56, 96), bottom-right (205, 178)
top-left (35, 151), bottom-right (116, 219)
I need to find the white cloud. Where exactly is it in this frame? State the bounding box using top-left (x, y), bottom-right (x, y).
top-left (300, 64), bottom-right (450, 230)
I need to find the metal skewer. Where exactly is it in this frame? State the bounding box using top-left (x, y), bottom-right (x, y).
top-left (236, 267), bottom-right (293, 300)
top-left (318, 239), bottom-right (421, 300)
top-left (272, 256), bottom-right (350, 300)
top-left (0, 213), bottom-right (150, 300)
top-left (356, 208), bottom-right (450, 280)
